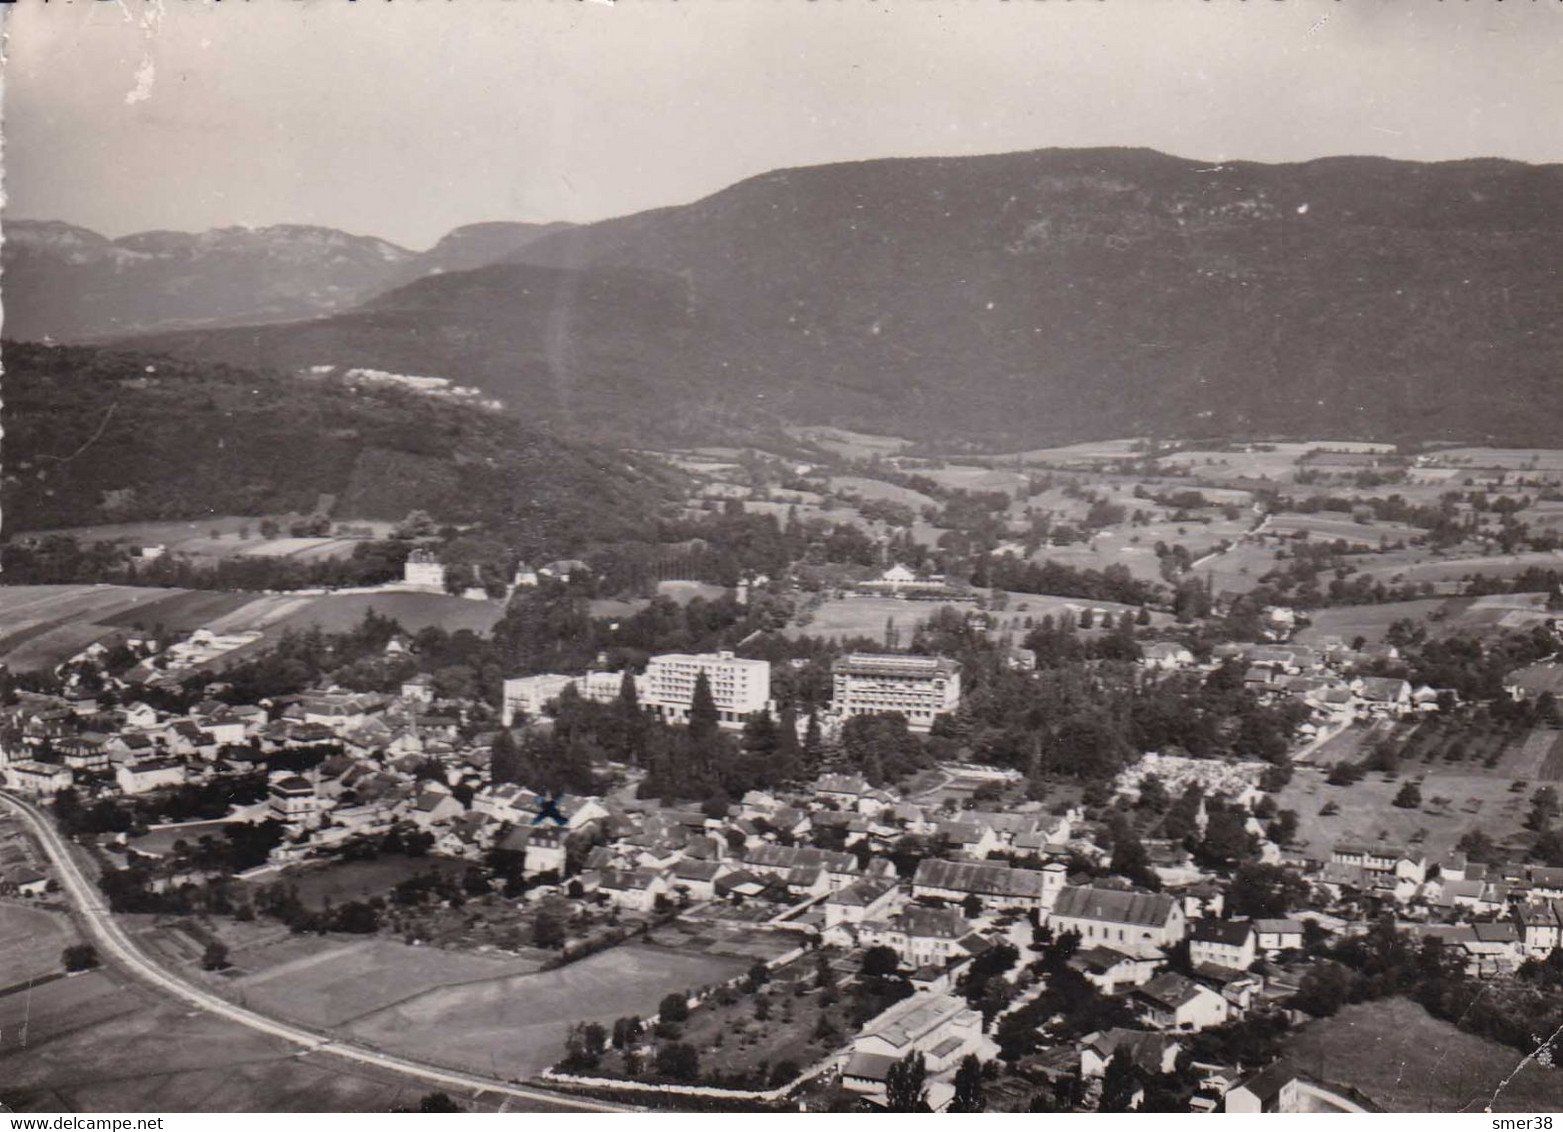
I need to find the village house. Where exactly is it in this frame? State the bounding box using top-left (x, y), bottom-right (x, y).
top-left (1078, 1029), bottom-right (1180, 1080)
top-left (1252, 918), bottom-right (1306, 956)
top-left (743, 843), bottom-right (860, 892)
top-left (1226, 1062), bottom-right (1380, 1114)
top-left (1141, 642), bottom-right (1196, 671)
top-left (0, 865), bottom-right (50, 898)
top-left (595, 867), bottom-right (669, 913)
top-left (1354, 676), bottom-right (1413, 717)
top-left (1404, 922), bottom-right (1524, 977)
top-left (857, 906), bottom-right (986, 969)
top-left (912, 858), bottom-right (1060, 912)
top-left (1513, 900), bottom-right (1563, 957)
top-left (1047, 884), bottom-right (1187, 960)
top-left (268, 775), bottom-right (324, 828)
top-left (407, 787), bottom-right (465, 829)
top-left (936, 819), bottom-right (1002, 861)
top-left (813, 772), bottom-right (874, 809)
top-left (1329, 840), bottom-right (1427, 886)
top-left (114, 757), bottom-right (187, 796)
top-left (1188, 918), bottom-right (1257, 970)
top-left (824, 877), bottom-right (902, 930)
top-left (2, 760), bottom-right (73, 797)
top-left (669, 857), bottom-right (724, 902)
top-left (56, 734), bottom-right (111, 773)
top-left (1132, 972), bottom-right (1230, 1032)
top-left (1067, 946), bottom-right (1159, 994)
top-left (1503, 662), bottom-right (1563, 701)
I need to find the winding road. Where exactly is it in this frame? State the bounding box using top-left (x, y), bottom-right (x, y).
top-left (0, 789), bottom-right (632, 1113)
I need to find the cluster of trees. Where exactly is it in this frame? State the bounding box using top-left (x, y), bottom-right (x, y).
top-left (1295, 917), bottom-right (1563, 1056)
top-left (985, 557), bottom-right (1160, 608)
top-left (4, 342), bottom-right (676, 555)
top-left (931, 656), bottom-right (1307, 788)
top-left (51, 777), bottom-right (271, 838)
top-left (490, 672), bottom-right (827, 808)
top-left (0, 533), bottom-right (413, 593)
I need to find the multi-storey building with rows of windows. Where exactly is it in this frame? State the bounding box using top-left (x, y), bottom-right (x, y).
top-left (831, 653), bottom-right (962, 732)
top-left (644, 650), bottom-right (771, 727)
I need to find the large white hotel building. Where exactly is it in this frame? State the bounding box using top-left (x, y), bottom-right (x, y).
top-left (502, 650), bottom-right (770, 730)
top-left (831, 653), bottom-right (962, 732)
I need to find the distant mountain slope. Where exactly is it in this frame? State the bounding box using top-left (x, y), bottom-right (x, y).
top-left (111, 148), bottom-right (1563, 446)
top-left (396, 221), bottom-right (576, 281)
top-left (2, 218), bottom-right (573, 341)
top-left (1, 342), bottom-right (677, 552)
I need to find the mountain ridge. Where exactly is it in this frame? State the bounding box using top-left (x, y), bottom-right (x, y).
top-left (2, 217), bottom-right (574, 341)
top-left (36, 145), bottom-right (1563, 447)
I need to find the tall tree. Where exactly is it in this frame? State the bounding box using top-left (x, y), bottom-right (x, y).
top-left (1098, 1047), bottom-right (1139, 1112)
top-left (775, 702), bottom-right (803, 784)
top-left (950, 1054), bottom-right (986, 1113)
top-left (884, 1050), bottom-right (929, 1113)
top-left (803, 710), bottom-right (824, 776)
top-left (689, 670), bottom-right (720, 742)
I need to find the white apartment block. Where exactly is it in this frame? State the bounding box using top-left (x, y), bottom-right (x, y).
top-left (645, 651), bottom-right (771, 728)
top-left (501, 671), bottom-right (645, 725)
top-left (832, 653), bottom-right (962, 732)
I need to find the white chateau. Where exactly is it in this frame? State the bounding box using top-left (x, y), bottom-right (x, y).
top-left (832, 653), bottom-right (962, 732)
top-left (403, 548), bottom-right (447, 589)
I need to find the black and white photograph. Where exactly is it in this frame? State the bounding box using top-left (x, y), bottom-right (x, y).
top-left (2, 0), bottom-right (1562, 1116)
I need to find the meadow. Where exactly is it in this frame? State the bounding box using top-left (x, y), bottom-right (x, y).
top-left (1282, 997), bottom-right (1560, 1113)
top-left (1275, 758), bottom-right (1534, 864)
top-left (0, 901), bottom-right (75, 988)
top-left (0, 969), bottom-right (564, 1113)
top-left (341, 944), bottom-right (751, 1081)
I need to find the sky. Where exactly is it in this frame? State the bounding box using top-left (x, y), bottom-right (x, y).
top-left (5, 0), bottom-right (1563, 250)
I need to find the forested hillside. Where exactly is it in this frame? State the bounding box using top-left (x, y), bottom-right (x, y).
top-left (1, 343), bottom-right (678, 554)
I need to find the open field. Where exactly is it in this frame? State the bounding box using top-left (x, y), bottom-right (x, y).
top-left (342, 944), bottom-right (751, 1081)
top-left (1199, 541), bottom-right (1283, 597)
top-left (264, 855), bottom-right (471, 910)
top-left (1352, 550), bottom-right (1563, 584)
top-left (1295, 593), bottom-right (1552, 647)
top-left (1293, 599), bottom-right (1454, 647)
top-left (1282, 997), bottom-right (1560, 1113)
top-left (28, 518), bottom-right (388, 562)
top-left (1430, 446), bottom-right (1563, 472)
top-left (1155, 447), bottom-right (1311, 482)
top-left (913, 464), bottom-right (1029, 495)
top-left (220, 934), bottom-right (546, 1029)
top-left (201, 593), bottom-right (324, 633)
top-left (993, 439), bottom-right (1146, 465)
top-left (0, 969), bottom-right (563, 1113)
top-left (0, 582), bottom-right (509, 673)
top-left (128, 819), bottom-right (243, 858)
top-left (827, 475), bottom-right (940, 510)
top-left (655, 579), bottom-right (731, 605)
top-left (216, 591), bottom-right (508, 666)
top-left (647, 917), bottom-right (801, 963)
top-left (1266, 513), bottom-right (1424, 546)
top-left (96, 589), bottom-right (260, 631)
top-left (788, 595), bottom-right (971, 643)
top-left (1036, 516), bottom-right (1252, 585)
top-left (0, 901), bottom-right (75, 987)
top-left (0, 585), bottom-right (238, 671)
top-left (1275, 760), bottom-right (1534, 863)
top-left (789, 427), bottom-right (912, 460)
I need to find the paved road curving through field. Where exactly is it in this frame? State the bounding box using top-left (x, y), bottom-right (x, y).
top-left (0, 789), bottom-right (634, 1113)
